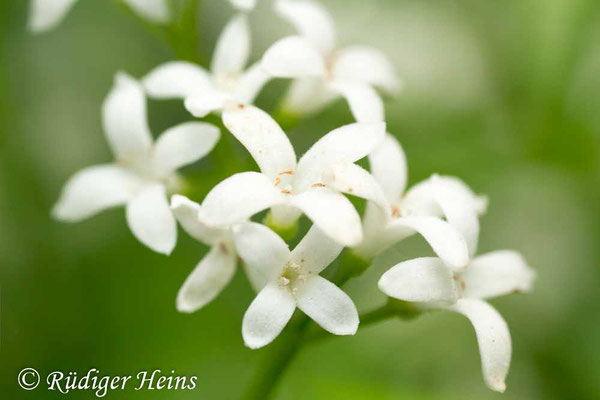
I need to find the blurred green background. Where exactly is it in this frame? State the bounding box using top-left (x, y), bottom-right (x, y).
top-left (1, 0), bottom-right (599, 398)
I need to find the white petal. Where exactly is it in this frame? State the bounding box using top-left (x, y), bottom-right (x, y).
top-left (428, 175), bottom-right (481, 256)
top-left (261, 36), bottom-right (326, 78)
top-left (354, 202), bottom-right (390, 259)
top-left (242, 283), bottom-right (296, 349)
top-left (28, 0), bottom-right (78, 33)
top-left (244, 262), bottom-right (269, 293)
top-left (400, 179), bottom-right (442, 217)
top-left (290, 225), bottom-right (343, 274)
top-left (296, 276), bottom-right (358, 335)
top-left (52, 164), bottom-right (143, 221)
top-left (369, 134), bottom-right (408, 203)
top-left (295, 121), bottom-right (385, 191)
top-left (232, 222), bottom-right (290, 280)
top-left (378, 257), bottom-right (457, 303)
top-left (170, 195), bottom-right (227, 245)
top-left (184, 88), bottom-right (229, 118)
top-left (211, 14), bottom-right (250, 76)
top-left (234, 62), bottom-right (271, 104)
top-left (291, 188), bottom-right (362, 246)
top-left (326, 162), bottom-right (389, 214)
top-left (332, 46), bottom-right (401, 93)
top-left (446, 299), bottom-right (512, 393)
top-left (230, 0), bottom-right (256, 11)
top-left (406, 175), bottom-right (488, 217)
top-left (153, 122), bottom-right (220, 175)
top-left (143, 62), bottom-right (211, 99)
top-left (275, 0), bottom-right (336, 54)
top-left (222, 104), bottom-right (296, 180)
top-left (281, 77), bottom-right (337, 115)
top-left (126, 183), bottom-right (176, 254)
top-left (102, 72), bottom-right (153, 161)
top-left (461, 250), bottom-right (536, 300)
top-left (331, 80), bottom-right (384, 122)
top-left (177, 244), bottom-right (237, 313)
top-left (387, 216), bottom-right (469, 270)
top-left (124, 0), bottom-right (170, 24)
top-left (199, 172), bottom-right (283, 227)
top-left (441, 175), bottom-right (489, 215)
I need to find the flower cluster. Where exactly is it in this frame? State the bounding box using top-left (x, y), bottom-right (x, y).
top-left (41, 0), bottom-right (535, 393)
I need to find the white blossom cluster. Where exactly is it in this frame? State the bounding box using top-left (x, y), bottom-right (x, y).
top-left (37, 0), bottom-right (535, 393)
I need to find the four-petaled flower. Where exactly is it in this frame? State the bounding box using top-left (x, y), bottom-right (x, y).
top-left (52, 73), bottom-right (220, 254)
top-left (29, 0), bottom-right (170, 33)
top-left (143, 13), bottom-right (270, 118)
top-left (354, 134), bottom-right (483, 269)
top-left (261, 0), bottom-right (400, 122)
top-left (234, 222), bottom-right (359, 349)
top-left (379, 246), bottom-right (535, 391)
top-left (196, 103), bottom-right (388, 246)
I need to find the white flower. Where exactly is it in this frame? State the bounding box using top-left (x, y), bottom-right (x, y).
top-left (379, 250), bottom-right (535, 391)
top-left (234, 222), bottom-right (359, 349)
top-left (196, 103), bottom-right (387, 246)
top-left (29, 0), bottom-right (170, 33)
top-left (260, 0), bottom-right (400, 122)
top-left (170, 195), bottom-right (267, 313)
top-left (354, 134), bottom-right (484, 269)
top-left (143, 14), bottom-right (270, 118)
top-left (229, 0), bottom-right (256, 11)
top-left (52, 73), bottom-right (220, 255)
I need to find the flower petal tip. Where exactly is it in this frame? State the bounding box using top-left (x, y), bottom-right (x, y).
top-left (488, 379), bottom-right (506, 393)
top-left (243, 338), bottom-right (267, 350)
top-left (170, 194), bottom-right (189, 210)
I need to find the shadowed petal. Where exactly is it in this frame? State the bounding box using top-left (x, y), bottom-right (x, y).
top-left (199, 172), bottom-right (284, 227)
top-left (378, 257), bottom-right (457, 303)
top-left (153, 122), bottom-right (220, 175)
top-left (102, 72), bottom-right (153, 161)
top-left (177, 244), bottom-right (237, 313)
top-left (275, 0), bottom-right (336, 54)
top-left (445, 299), bottom-right (512, 393)
top-left (296, 276), bottom-right (358, 335)
top-left (143, 62), bottom-right (211, 99)
top-left (28, 0), bottom-right (78, 33)
top-left (52, 164), bottom-right (143, 221)
top-left (462, 250), bottom-right (535, 299)
top-left (242, 283), bottom-right (296, 349)
top-left (126, 183), bottom-right (176, 254)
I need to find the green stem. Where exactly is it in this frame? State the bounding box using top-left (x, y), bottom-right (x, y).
top-left (330, 250), bottom-right (371, 287)
top-left (304, 299), bottom-right (420, 344)
top-left (242, 314), bottom-right (311, 400)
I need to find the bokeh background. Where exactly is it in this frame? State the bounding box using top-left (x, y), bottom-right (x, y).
top-left (1, 0), bottom-right (599, 398)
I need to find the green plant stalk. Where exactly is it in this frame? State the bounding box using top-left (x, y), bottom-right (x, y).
top-left (241, 314), bottom-right (311, 400)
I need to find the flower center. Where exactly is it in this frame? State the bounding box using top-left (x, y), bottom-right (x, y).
top-left (453, 274), bottom-right (466, 296)
top-left (214, 72), bottom-right (239, 93)
top-left (278, 262), bottom-right (308, 294)
top-left (273, 169), bottom-right (295, 194)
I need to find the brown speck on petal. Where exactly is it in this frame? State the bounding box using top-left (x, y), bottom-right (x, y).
top-left (311, 183), bottom-right (326, 188)
top-left (219, 242), bottom-right (229, 254)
